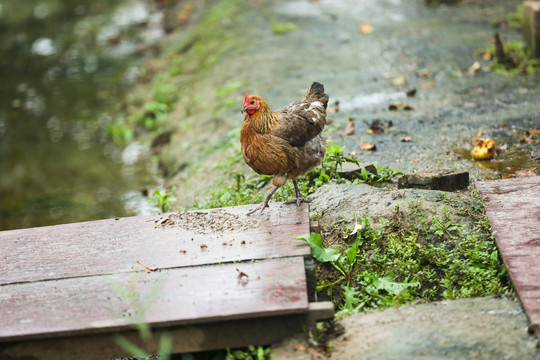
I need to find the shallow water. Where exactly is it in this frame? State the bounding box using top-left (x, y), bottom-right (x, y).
top-left (0, 0), bottom-right (161, 230)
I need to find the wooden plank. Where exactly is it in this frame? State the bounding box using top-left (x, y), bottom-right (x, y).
top-left (475, 176), bottom-right (540, 340)
top-left (1, 314), bottom-right (309, 360)
top-left (0, 202), bottom-right (310, 285)
top-left (0, 256), bottom-right (308, 341)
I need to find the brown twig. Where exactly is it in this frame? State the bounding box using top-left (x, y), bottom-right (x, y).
top-left (137, 261), bottom-right (157, 272)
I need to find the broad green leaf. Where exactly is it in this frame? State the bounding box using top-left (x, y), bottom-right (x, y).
top-left (346, 243), bottom-right (358, 265)
top-left (294, 233), bottom-right (340, 263)
top-left (373, 274), bottom-right (420, 295)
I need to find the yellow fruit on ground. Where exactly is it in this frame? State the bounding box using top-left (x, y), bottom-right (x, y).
top-left (471, 137), bottom-right (495, 160)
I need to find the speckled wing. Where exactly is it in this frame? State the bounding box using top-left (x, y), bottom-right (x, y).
top-left (272, 83), bottom-right (329, 148)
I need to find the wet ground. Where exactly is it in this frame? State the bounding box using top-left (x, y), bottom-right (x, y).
top-left (255, 0), bottom-right (540, 180)
top-left (150, 0), bottom-right (539, 208)
top-left (0, 0), bottom-right (162, 230)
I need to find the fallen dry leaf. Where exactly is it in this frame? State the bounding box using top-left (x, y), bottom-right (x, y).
top-left (466, 61), bottom-right (481, 75)
top-left (391, 75), bottom-right (407, 86)
top-left (360, 142), bottom-right (377, 151)
top-left (155, 217), bottom-right (174, 226)
top-left (482, 51), bottom-right (492, 61)
top-left (368, 125), bottom-right (384, 134)
top-left (177, 4), bottom-right (194, 24)
top-left (518, 134), bottom-right (534, 143)
top-left (236, 269), bottom-right (249, 278)
top-left (420, 81), bottom-right (434, 88)
top-left (529, 128), bottom-right (540, 135)
top-left (389, 102), bottom-right (415, 111)
top-left (359, 21), bottom-right (374, 34)
top-left (400, 136), bottom-right (412, 142)
top-left (417, 68), bottom-right (430, 78)
top-left (515, 169), bottom-right (537, 177)
top-left (343, 216), bottom-right (365, 241)
top-left (342, 119), bottom-right (355, 136)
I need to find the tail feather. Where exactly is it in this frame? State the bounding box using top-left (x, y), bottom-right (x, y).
top-left (304, 82), bottom-right (329, 109)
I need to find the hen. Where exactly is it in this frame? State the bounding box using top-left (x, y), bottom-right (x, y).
top-left (240, 82), bottom-right (329, 215)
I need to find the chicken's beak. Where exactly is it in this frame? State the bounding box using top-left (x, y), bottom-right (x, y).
top-left (241, 107), bottom-right (246, 114)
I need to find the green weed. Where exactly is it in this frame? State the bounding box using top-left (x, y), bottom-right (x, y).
top-left (226, 345), bottom-right (272, 360)
top-left (109, 275), bottom-right (172, 359)
top-left (491, 5), bottom-right (523, 30)
top-left (352, 163), bottom-right (402, 184)
top-left (298, 209), bottom-right (510, 316)
top-left (478, 40), bottom-right (540, 75)
top-left (142, 101), bottom-right (169, 131)
top-left (147, 188), bottom-right (177, 213)
top-left (193, 142), bottom-right (400, 210)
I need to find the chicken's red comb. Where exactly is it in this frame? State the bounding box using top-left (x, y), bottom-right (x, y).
top-left (242, 93), bottom-right (250, 108)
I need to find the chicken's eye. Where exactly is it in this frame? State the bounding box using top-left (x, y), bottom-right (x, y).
top-left (250, 100), bottom-right (254, 104)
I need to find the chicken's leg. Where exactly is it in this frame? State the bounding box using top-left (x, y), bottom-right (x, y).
top-left (286, 179), bottom-right (309, 206)
top-left (247, 186), bottom-right (279, 216)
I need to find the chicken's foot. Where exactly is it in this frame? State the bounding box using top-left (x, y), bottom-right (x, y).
top-left (285, 180), bottom-right (309, 206)
top-left (246, 186), bottom-right (278, 216)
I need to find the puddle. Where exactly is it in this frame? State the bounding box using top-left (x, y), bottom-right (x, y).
top-left (453, 147), bottom-right (539, 178)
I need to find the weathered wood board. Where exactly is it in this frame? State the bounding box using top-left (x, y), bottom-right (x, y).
top-left (475, 176), bottom-right (540, 339)
top-left (1, 202), bottom-right (310, 285)
top-left (0, 202), bottom-right (332, 359)
top-left (1, 257), bottom-right (308, 340)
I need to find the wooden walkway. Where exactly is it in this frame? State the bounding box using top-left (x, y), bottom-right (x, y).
top-left (475, 176), bottom-right (540, 340)
top-left (0, 202), bottom-right (333, 359)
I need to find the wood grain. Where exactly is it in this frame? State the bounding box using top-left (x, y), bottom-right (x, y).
top-left (0, 202), bottom-right (310, 285)
top-left (0, 256), bottom-right (308, 341)
top-left (475, 177), bottom-right (540, 339)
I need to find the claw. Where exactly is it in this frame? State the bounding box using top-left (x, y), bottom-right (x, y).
top-left (286, 179), bottom-right (309, 206)
top-left (246, 186), bottom-right (278, 216)
top-left (246, 202), bottom-right (268, 216)
top-left (285, 195), bottom-right (309, 206)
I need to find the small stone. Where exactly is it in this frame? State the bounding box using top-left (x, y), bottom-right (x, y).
top-left (398, 168), bottom-right (469, 192)
top-left (337, 163), bottom-right (378, 181)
